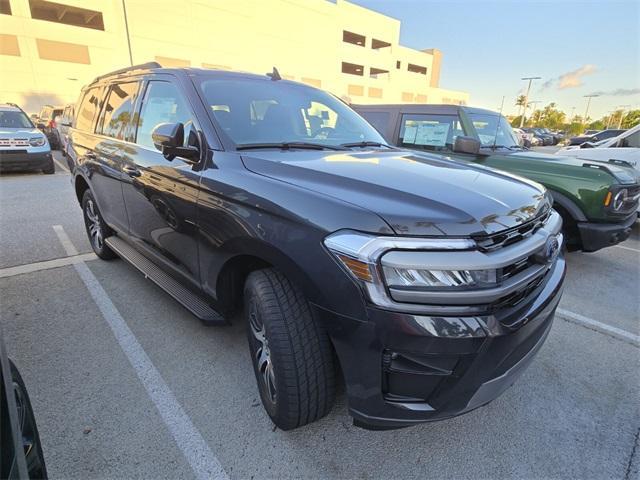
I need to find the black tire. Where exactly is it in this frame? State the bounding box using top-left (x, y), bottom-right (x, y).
top-left (10, 360), bottom-right (48, 479)
top-left (42, 161), bottom-right (55, 175)
top-left (81, 189), bottom-right (117, 260)
top-left (244, 269), bottom-right (335, 430)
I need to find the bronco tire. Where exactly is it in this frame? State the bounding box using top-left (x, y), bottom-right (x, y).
top-left (244, 268), bottom-right (335, 430)
top-left (82, 189), bottom-right (117, 260)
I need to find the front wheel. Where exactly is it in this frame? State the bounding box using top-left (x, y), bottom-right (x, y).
top-left (244, 269), bottom-right (335, 430)
top-left (82, 189), bottom-right (117, 260)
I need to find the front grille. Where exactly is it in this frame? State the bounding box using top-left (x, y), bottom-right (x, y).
top-left (0, 149), bottom-right (28, 154)
top-left (473, 209), bottom-right (551, 252)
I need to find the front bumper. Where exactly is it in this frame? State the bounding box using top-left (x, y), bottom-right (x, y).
top-left (578, 213), bottom-right (637, 252)
top-left (319, 256), bottom-right (566, 430)
top-left (0, 151), bottom-right (53, 172)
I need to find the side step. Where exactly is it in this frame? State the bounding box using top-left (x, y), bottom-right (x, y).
top-left (105, 236), bottom-right (227, 325)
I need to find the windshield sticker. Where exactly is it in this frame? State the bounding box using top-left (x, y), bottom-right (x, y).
top-left (415, 122), bottom-right (450, 146)
top-left (403, 125), bottom-right (418, 143)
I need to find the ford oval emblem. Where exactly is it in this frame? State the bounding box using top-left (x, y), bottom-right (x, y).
top-left (535, 235), bottom-right (560, 264)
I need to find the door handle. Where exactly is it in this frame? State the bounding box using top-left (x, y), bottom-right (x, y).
top-left (122, 165), bottom-right (141, 177)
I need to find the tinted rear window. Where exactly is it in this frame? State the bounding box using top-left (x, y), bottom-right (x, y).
top-left (75, 87), bottom-right (102, 132)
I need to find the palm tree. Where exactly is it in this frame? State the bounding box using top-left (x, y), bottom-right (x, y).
top-left (515, 95), bottom-right (527, 117)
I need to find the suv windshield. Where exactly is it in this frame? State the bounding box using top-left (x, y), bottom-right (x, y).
top-left (198, 77), bottom-right (385, 148)
top-left (469, 113), bottom-right (520, 148)
top-left (0, 110), bottom-right (34, 129)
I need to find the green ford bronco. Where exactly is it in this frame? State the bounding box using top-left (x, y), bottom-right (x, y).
top-left (354, 104), bottom-right (639, 252)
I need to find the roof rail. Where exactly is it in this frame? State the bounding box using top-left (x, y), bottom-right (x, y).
top-left (91, 61), bottom-right (161, 84)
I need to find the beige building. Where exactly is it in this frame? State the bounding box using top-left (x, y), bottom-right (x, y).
top-left (0, 0), bottom-right (469, 113)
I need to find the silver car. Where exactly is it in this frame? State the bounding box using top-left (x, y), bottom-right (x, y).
top-left (0, 103), bottom-right (54, 174)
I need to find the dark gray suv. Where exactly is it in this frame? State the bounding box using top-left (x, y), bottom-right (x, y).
top-left (68, 63), bottom-right (565, 430)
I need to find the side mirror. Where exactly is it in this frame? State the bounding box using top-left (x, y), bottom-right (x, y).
top-left (36, 123), bottom-right (46, 130)
top-left (453, 136), bottom-right (481, 155)
top-left (151, 122), bottom-right (199, 162)
top-left (580, 142), bottom-right (596, 149)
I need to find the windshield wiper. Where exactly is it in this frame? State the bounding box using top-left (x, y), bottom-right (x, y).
top-left (340, 141), bottom-right (392, 149)
top-left (236, 142), bottom-right (344, 151)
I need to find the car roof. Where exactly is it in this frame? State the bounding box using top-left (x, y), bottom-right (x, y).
top-left (0, 104), bottom-right (22, 111)
top-left (353, 103), bottom-right (498, 116)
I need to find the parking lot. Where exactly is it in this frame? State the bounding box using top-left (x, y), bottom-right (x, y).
top-left (1, 152), bottom-right (639, 479)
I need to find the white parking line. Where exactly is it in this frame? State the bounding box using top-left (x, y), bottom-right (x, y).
top-left (615, 244), bottom-right (640, 254)
top-left (52, 156), bottom-right (69, 173)
top-left (52, 225), bottom-right (229, 480)
top-left (0, 253), bottom-right (96, 278)
top-left (557, 308), bottom-right (640, 348)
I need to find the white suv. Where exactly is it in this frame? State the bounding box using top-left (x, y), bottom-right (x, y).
top-left (0, 103), bottom-right (54, 174)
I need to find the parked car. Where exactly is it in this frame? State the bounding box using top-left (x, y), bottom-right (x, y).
top-left (512, 127), bottom-right (532, 147)
top-left (354, 104), bottom-right (639, 252)
top-left (55, 103), bottom-right (75, 157)
top-left (36, 105), bottom-right (63, 149)
top-left (69, 63), bottom-right (566, 430)
top-left (0, 103), bottom-right (55, 174)
top-left (559, 124), bottom-right (639, 166)
top-left (1, 335), bottom-right (48, 479)
top-left (522, 127), bottom-right (553, 146)
top-left (568, 129), bottom-right (626, 146)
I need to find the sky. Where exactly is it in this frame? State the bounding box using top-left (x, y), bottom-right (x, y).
top-left (350, 0), bottom-right (640, 120)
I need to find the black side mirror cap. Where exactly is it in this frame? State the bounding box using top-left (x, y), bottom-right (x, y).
top-left (580, 142), bottom-right (595, 149)
top-left (36, 123), bottom-right (45, 130)
top-left (151, 122), bottom-right (199, 162)
top-left (453, 136), bottom-right (481, 155)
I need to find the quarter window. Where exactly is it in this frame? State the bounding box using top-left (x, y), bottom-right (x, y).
top-left (97, 82), bottom-right (139, 141)
top-left (75, 87), bottom-right (102, 132)
top-left (135, 81), bottom-right (195, 150)
top-left (399, 114), bottom-right (465, 152)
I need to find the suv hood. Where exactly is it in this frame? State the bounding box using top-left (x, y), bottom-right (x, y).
top-left (506, 150), bottom-right (638, 184)
top-left (241, 149), bottom-right (548, 236)
top-left (0, 127), bottom-right (42, 137)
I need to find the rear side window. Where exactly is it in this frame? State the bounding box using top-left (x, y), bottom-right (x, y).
top-left (135, 81), bottom-right (195, 150)
top-left (359, 111), bottom-right (390, 137)
top-left (399, 113), bottom-right (465, 152)
top-left (96, 82), bottom-right (139, 141)
top-left (75, 87), bottom-right (102, 132)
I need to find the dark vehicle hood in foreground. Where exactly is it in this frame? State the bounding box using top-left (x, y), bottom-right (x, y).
top-left (241, 149), bottom-right (548, 236)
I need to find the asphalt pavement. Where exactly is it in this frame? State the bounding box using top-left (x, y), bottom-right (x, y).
top-left (1, 153), bottom-right (639, 479)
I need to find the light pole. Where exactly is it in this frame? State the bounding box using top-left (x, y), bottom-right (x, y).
top-left (519, 76), bottom-right (541, 128)
top-left (527, 101), bottom-right (541, 126)
top-left (569, 106), bottom-right (576, 123)
top-left (616, 105), bottom-right (631, 129)
top-left (583, 94), bottom-right (599, 124)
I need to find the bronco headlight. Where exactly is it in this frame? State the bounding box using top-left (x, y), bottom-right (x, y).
top-left (29, 136), bottom-right (46, 147)
top-left (612, 189), bottom-right (628, 211)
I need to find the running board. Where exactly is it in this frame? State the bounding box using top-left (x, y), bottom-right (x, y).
top-left (105, 236), bottom-right (227, 325)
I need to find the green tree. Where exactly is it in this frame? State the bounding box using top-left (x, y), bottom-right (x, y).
top-left (621, 109), bottom-right (640, 129)
top-left (515, 95), bottom-right (527, 117)
top-left (534, 103), bottom-right (566, 129)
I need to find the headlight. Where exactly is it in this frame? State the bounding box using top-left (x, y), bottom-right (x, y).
top-left (29, 136), bottom-right (46, 147)
top-left (382, 266), bottom-right (498, 289)
top-left (612, 189), bottom-right (627, 211)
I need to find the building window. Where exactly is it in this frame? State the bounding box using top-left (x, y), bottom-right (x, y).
top-left (368, 87), bottom-right (383, 99)
top-left (401, 92), bottom-right (414, 102)
top-left (348, 85), bottom-right (364, 96)
top-left (0, 0), bottom-right (11, 15)
top-left (415, 94), bottom-right (428, 103)
top-left (396, 61), bottom-right (401, 69)
top-left (36, 38), bottom-right (90, 64)
top-left (155, 56), bottom-right (190, 67)
top-left (301, 77), bottom-right (322, 88)
top-left (0, 34), bottom-right (20, 56)
top-left (407, 63), bottom-right (427, 75)
top-left (342, 30), bottom-right (366, 47)
top-left (371, 39), bottom-right (391, 50)
top-left (341, 62), bottom-right (364, 76)
top-left (29, 0), bottom-right (104, 31)
top-left (370, 67), bottom-right (389, 79)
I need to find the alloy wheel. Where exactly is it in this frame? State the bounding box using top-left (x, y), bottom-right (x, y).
top-left (249, 306), bottom-right (277, 404)
top-left (85, 198), bottom-right (104, 250)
